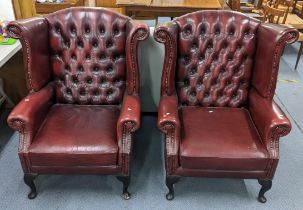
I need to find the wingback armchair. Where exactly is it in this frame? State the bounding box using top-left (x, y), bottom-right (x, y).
top-left (155, 11), bottom-right (298, 202)
top-left (7, 7), bottom-right (149, 199)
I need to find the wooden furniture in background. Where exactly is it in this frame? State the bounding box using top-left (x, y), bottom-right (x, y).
top-left (12, 0), bottom-right (37, 19)
top-left (117, 0), bottom-right (223, 23)
top-left (262, 0), bottom-right (303, 69)
top-left (35, 0), bottom-right (85, 15)
top-left (295, 34), bottom-right (303, 69)
top-left (263, 1), bottom-right (292, 23)
top-left (226, 0), bottom-right (256, 12)
top-left (258, 0), bottom-right (294, 11)
top-left (96, 0), bottom-right (125, 14)
top-left (293, 0), bottom-right (303, 17)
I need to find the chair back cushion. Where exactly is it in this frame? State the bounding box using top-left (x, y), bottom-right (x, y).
top-left (175, 11), bottom-right (260, 107)
top-left (46, 8), bottom-right (130, 105)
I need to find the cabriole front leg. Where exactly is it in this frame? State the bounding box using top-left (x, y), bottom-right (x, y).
top-left (258, 179), bottom-right (272, 203)
top-left (165, 175), bottom-right (180, 200)
top-left (116, 175), bottom-right (131, 200)
top-left (24, 173), bottom-right (38, 199)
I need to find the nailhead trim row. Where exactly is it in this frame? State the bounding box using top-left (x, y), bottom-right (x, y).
top-left (129, 28), bottom-right (148, 94)
top-left (7, 25), bottom-right (35, 92)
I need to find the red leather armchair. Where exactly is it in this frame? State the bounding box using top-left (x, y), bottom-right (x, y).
top-left (155, 11), bottom-right (298, 202)
top-left (7, 7), bottom-right (149, 199)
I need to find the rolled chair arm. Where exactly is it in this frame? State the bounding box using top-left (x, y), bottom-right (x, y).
top-left (249, 89), bottom-right (291, 157)
top-left (7, 83), bottom-right (54, 152)
top-left (158, 94), bottom-right (180, 174)
top-left (117, 94), bottom-right (141, 174)
top-left (158, 95), bottom-right (180, 133)
top-left (117, 94), bottom-right (141, 133)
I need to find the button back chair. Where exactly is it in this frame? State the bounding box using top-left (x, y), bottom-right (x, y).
top-left (7, 7), bottom-right (149, 199)
top-left (155, 10), bottom-right (298, 202)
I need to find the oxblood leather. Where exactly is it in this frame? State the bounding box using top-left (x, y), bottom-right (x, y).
top-left (252, 23), bottom-right (299, 99)
top-left (29, 104), bottom-right (119, 167)
top-left (7, 8), bottom-right (149, 175)
top-left (7, 83), bottom-right (54, 150)
top-left (158, 95), bottom-right (180, 174)
top-left (7, 18), bottom-right (51, 92)
top-left (249, 89), bottom-right (291, 178)
top-left (125, 20), bottom-right (149, 95)
top-left (154, 21), bottom-right (178, 96)
top-left (47, 8), bottom-right (130, 105)
top-left (175, 11), bottom-right (259, 107)
top-left (117, 94), bottom-right (140, 174)
top-left (155, 11), bottom-right (298, 179)
top-left (180, 107), bottom-right (269, 171)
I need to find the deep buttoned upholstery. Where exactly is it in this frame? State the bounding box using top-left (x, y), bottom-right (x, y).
top-left (176, 12), bottom-right (259, 107)
top-left (155, 10), bottom-right (298, 201)
top-left (6, 7), bottom-right (149, 198)
top-left (47, 9), bottom-right (128, 105)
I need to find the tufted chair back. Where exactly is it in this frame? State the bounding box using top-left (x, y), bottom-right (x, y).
top-left (46, 8), bottom-right (132, 105)
top-left (174, 11), bottom-right (260, 107)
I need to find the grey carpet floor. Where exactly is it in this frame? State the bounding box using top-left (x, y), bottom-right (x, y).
top-left (0, 34), bottom-right (303, 210)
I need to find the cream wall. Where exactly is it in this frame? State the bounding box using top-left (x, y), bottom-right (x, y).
top-left (0, 0), bottom-right (15, 20)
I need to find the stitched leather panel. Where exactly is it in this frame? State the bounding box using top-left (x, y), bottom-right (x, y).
top-left (46, 8), bottom-right (130, 105)
top-left (175, 11), bottom-right (260, 107)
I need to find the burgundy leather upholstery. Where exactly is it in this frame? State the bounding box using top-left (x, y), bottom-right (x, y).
top-left (155, 10), bottom-right (298, 180)
top-left (7, 18), bottom-right (51, 92)
top-left (7, 8), bottom-right (149, 176)
top-left (180, 107), bottom-right (269, 171)
top-left (176, 12), bottom-right (259, 107)
top-left (29, 104), bottom-right (119, 167)
top-left (47, 9), bottom-right (128, 105)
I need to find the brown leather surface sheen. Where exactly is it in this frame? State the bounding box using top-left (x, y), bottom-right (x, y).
top-left (47, 9), bottom-right (130, 105)
top-left (175, 11), bottom-right (260, 107)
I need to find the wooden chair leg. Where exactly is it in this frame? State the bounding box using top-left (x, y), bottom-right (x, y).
top-left (258, 179), bottom-right (272, 203)
top-left (165, 175), bottom-right (180, 200)
top-left (295, 42), bottom-right (303, 70)
top-left (116, 175), bottom-right (131, 200)
top-left (24, 173), bottom-right (38, 199)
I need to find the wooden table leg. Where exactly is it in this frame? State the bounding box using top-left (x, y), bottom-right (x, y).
top-left (295, 42), bottom-right (303, 70)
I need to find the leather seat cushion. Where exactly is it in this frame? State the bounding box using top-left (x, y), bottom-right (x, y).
top-left (180, 107), bottom-right (269, 171)
top-left (29, 104), bottom-right (119, 167)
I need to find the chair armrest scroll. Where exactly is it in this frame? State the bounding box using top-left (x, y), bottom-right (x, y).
top-left (7, 83), bottom-right (54, 151)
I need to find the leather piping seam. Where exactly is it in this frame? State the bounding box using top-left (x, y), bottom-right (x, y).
top-left (266, 125), bottom-right (289, 177)
top-left (8, 25), bottom-right (34, 92)
top-left (130, 28), bottom-right (147, 94)
top-left (155, 29), bottom-right (174, 95)
top-left (121, 121), bottom-right (135, 175)
top-left (268, 31), bottom-right (297, 97)
top-left (13, 120), bottom-right (30, 172)
top-left (162, 122), bottom-right (176, 174)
